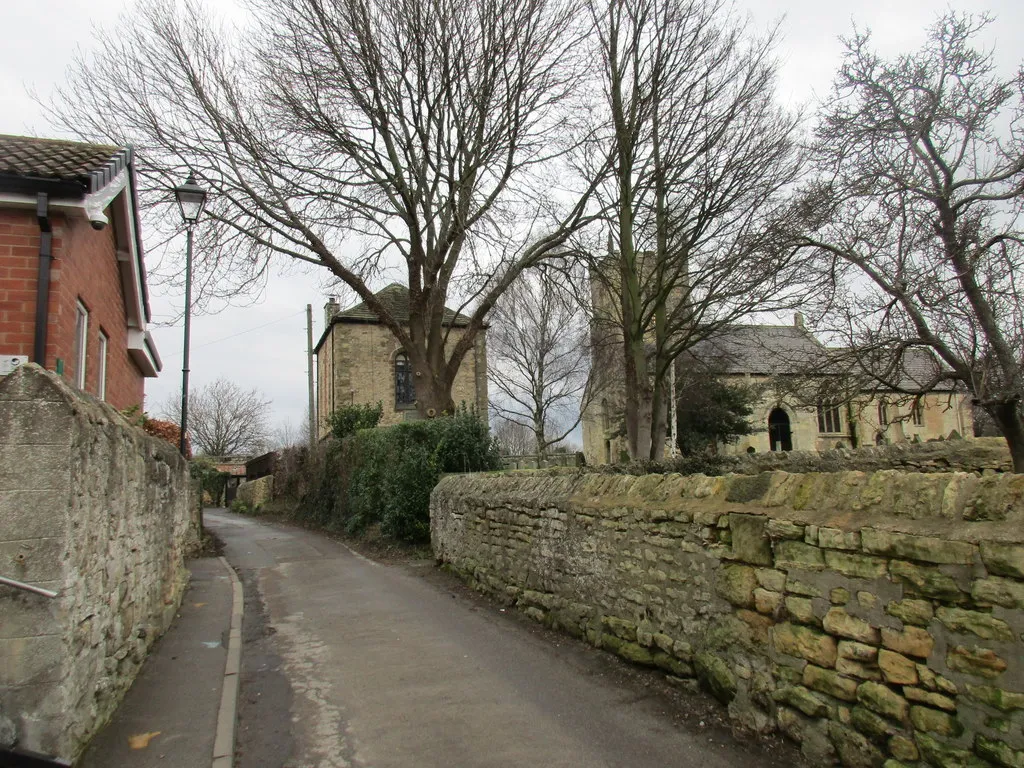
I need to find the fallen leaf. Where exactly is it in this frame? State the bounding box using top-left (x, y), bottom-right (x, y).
top-left (128, 732), bottom-right (161, 749)
top-left (193, 602), bottom-right (207, 608)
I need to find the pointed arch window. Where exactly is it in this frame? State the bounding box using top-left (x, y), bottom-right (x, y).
top-left (395, 352), bottom-right (416, 406)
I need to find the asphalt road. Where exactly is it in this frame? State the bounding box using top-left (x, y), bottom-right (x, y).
top-left (206, 509), bottom-right (800, 768)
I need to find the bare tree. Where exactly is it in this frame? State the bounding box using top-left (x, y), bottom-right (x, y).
top-left (162, 378), bottom-right (271, 455)
top-left (488, 265), bottom-right (593, 458)
top-left (490, 419), bottom-right (535, 457)
top-left (271, 419), bottom-right (309, 450)
top-left (54, 0), bottom-right (607, 419)
top-left (791, 12), bottom-right (1024, 470)
top-left (589, 0), bottom-right (806, 460)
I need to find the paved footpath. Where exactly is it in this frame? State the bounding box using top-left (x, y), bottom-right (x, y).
top-left (207, 509), bottom-right (799, 768)
top-left (79, 556), bottom-right (236, 768)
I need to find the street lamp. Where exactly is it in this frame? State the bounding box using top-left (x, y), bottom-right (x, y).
top-left (173, 173), bottom-right (207, 456)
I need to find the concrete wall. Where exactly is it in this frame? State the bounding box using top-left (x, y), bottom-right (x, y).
top-left (432, 468), bottom-right (1024, 767)
top-left (316, 320), bottom-right (488, 439)
top-left (0, 364), bottom-right (197, 760)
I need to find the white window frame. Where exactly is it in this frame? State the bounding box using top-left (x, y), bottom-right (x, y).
top-left (74, 301), bottom-right (89, 389)
top-left (97, 330), bottom-right (109, 401)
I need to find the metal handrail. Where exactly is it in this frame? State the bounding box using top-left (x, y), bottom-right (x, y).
top-left (0, 576), bottom-right (57, 599)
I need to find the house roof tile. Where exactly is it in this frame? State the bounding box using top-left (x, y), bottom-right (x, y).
top-left (334, 283), bottom-right (471, 327)
top-left (0, 134), bottom-right (125, 193)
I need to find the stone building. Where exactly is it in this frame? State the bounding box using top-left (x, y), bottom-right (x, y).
top-left (582, 315), bottom-right (973, 464)
top-left (0, 135), bottom-right (161, 410)
top-left (314, 284), bottom-right (488, 440)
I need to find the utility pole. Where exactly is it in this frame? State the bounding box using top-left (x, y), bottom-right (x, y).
top-left (306, 304), bottom-right (316, 448)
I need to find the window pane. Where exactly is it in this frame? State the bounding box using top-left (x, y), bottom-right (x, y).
top-left (395, 353), bottom-right (415, 405)
top-left (98, 332), bottom-right (108, 400)
top-left (74, 302), bottom-right (88, 388)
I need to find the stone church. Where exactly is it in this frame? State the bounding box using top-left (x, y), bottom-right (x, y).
top-left (314, 284), bottom-right (488, 440)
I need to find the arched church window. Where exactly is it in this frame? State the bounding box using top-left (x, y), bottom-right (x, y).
top-left (395, 352), bottom-right (416, 406)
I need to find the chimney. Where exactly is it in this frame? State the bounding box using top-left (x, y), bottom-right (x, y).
top-left (794, 312), bottom-right (804, 329)
top-left (324, 296), bottom-right (340, 327)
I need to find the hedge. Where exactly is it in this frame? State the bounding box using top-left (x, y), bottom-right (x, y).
top-left (296, 407), bottom-right (500, 542)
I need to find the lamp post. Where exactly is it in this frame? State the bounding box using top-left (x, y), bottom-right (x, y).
top-left (173, 173), bottom-right (208, 456)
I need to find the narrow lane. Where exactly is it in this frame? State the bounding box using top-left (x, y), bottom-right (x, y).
top-left (207, 509), bottom-right (796, 768)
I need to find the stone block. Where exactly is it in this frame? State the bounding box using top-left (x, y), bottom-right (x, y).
top-left (850, 705), bottom-right (895, 739)
top-left (881, 627), bottom-right (934, 659)
top-left (885, 599), bottom-right (934, 627)
top-left (756, 568), bottom-right (787, 592)
top-left (904, 688), bottom-right (955, 711)
top-left (0, 445), bottom-right (70, 491)
top-left (831, 587), bottom-right (852, 604)
top-left (694, 652), bottom-right (737, 704)
top-left (715, 565), bottom-right (757, 608)
top-left (857, 681), bottom-right (909, 721)
top-left (824, 551), bottom-right (888, 580)
top-left (975, 734), bottom-right (1024, 768)
top-left (773, 685), bottom-right (830, 718)
top-left (861, 528), bottom-right (977, 565)
top-left (775, 540), bottom-right (825, 570)
top-left (980, 542), bottom-right (1024, 580)
top-left (837, 658), bottom-right (883, 682)
top-left (878, 650), bottom-right (918, 685)
top-left (936, 607), bottom-right (1014, 642)
top-left (772, 623), bottom-right (838, 668)
top-left (767, 519), bottom-right (804, 540)
top-left (819, 527), bottom-right (861, 551)
top-left (964, 684), bottom-right (1024, 712)
top-left (914, 732), bottom-right (977, 768)
top-left (946, 646), bottom-right (1008, 680)
top-left (824, 607), bottom-right (881, 644)
top-left (805, 664), bottom-right (859, 701)
top-left (909, 706), bottom-right (962, 737)
top-left (889, 561), bottom-right (967, 603)
top-left (839, 641), bottom-right (879, 662)
top-left (972, 577), bottom-right (1024, 609)
top-left (785, 596), bottom-right (817, 624)
top-left (787, 578), bottom-right (823, 598)
top-left (827, 721), bottom-right (886, 768)
top-left (754, 588), bottom-right (783, 615)
top-left (0, 401), bottom-right (73, 445)
top-left (0, 636), bottom-right (63, 685)
top-left (729, 514), bottom-right (773, 565)
top-left (0, 538), bottom-right (63, 583)
top-left (888, 735), bottom-right (919, 763)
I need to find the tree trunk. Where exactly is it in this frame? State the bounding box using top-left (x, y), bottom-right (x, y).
top-left (990, 400), bottom-right (1024, 473)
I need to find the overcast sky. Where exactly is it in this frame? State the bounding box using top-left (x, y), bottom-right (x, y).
top-left (1, 0), bottom-right (1021, 439)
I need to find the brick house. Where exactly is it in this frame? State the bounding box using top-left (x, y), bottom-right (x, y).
top-left (0, 135), bottom-right (161, 410)
top-left (314, 284), bottom-right (488, 439)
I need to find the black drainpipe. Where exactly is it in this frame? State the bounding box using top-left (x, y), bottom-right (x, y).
top-left (33, 193), bottom-right (52, 365)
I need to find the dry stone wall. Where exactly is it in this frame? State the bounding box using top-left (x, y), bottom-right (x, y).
top-left (0, 365), bottom-right (198, 761)
top-left (237, 475), bottom-right (274, 508)
top-left (722, 437), bottom-right (1011, 476)
top-left (432, 468), bottom-right (1024, 768)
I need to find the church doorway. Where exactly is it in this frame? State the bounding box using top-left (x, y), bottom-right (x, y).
top-left (768, 408), bottom-right (792, 452)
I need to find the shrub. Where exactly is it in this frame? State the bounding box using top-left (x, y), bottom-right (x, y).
top-left (327, 402), bottom-right (383, 439)
top-left (230, 498), bottom-right (251, 515)
top-left (294, 407), bottom-right (499, 542)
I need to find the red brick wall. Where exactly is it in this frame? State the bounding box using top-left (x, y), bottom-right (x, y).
top-left (0, 207), bottom-right (145, 411)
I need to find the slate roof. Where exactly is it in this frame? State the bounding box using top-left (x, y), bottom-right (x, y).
top-left (335, 283), bottom-right (471, 327)
top-left (0, 134), bottom-right (130, 196)
top-left (692, 324), bottom-right (959, 392)
top-left (692, 325), bottom-right (829, 375)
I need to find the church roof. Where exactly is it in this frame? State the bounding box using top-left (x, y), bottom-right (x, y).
top-left (335, 283), bottom-right (472, 327)
top-left (692, 325), bottom-right (828, 376)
